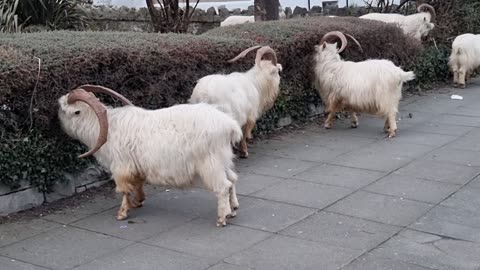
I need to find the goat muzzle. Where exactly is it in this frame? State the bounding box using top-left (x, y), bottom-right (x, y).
top-left (67, 88), bottom-right (109, 158)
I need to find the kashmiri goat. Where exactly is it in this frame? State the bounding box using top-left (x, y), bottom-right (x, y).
top-left (189, 46), bottom-right (282, 158)
top-left (58, 85), bottom-right (242, 227)
top-left (359, 4), bottom-right (436, 41)
top-left (448, 33), bottom-right (480, 88)
top-left (220, 7), bottom-right (286, 27)
top-left (313, 31), bottom-right (416, 137)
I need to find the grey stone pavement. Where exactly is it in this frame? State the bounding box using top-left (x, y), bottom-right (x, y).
top-left (2, 79), bottom-right (480, 270)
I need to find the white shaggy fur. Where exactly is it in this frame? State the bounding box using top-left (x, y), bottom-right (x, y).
top-left (360, 11), bottom-right (434, 41)
top-left (449, 33), bottom-right (480, 88)
top-left (189, 52), bottom-right (282, 158)
top-left (313, 41), bottom-right (415, 137)
top-left (220, 7), bottom-right (286, 27)
top-left (220, 15), bottom-right (254, 26)
top-left (58, 94), bottom-right (242, 227)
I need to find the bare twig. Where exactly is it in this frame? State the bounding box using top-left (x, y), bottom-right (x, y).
top-left (29, 56), bottom-right (41, 130)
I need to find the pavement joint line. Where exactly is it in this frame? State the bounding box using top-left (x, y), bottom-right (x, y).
top-left (0, 254), bottom-right (56, 270)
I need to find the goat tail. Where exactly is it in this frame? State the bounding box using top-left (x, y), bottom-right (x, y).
top-left (401, 71), bottom-right (416, 82)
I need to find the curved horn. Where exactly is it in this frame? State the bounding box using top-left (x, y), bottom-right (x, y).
top-left (417, 4), bottom-right (436, 21)
top-left (320, 31), bottom-right (348, 53)
top-left (255, 46), bottom-right (278, 66)
top-left (67, 89), bottom-right (108, 158)
top-left (344, 33), bottom-right (364, 52)
top-left (78, 85), bottom-right (133, 106)
top-left (227, 45), bottom-right (262, 63)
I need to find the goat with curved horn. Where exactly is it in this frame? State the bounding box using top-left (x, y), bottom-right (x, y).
top-left (190, 45), bottom-right (282, 158)
top-left (66, 88), bottom-right (109, 158)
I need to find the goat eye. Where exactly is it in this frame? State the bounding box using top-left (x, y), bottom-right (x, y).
top-left (74, 111), bottom-right (81, 115)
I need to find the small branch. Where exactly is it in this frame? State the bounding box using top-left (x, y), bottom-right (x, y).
top-left (29, 56), bottom-right (41, 130)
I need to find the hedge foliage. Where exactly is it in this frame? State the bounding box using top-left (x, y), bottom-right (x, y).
top-left (0, 16), bottom-right (423, 192)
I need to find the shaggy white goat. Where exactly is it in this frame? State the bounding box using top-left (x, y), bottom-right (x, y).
top-left (220, 15), bottom-right (254, 27)
top-left (58, 85), bottom-right (242, 227)
top-left (189, 46), bottom-right (282, 158)
top-left (359, 4), bottom-right (436, 41)
top-left (220, 7), bottom-right (286, 27)
top-left (449, 33), bottom-right (480, 88)
top-left (313, 31), bottom-right (415, 137)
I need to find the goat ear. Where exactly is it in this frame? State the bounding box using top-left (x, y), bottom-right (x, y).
top-left (322, 43), bottom-right (327, 49)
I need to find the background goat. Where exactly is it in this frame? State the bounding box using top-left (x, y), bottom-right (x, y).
top-left (360, 4), bottom-right (436, 41)
top-left (449, 33), bottom-right (480, 88)
top-left (313, 31), bottom-right (415, 137)
top-left (58, 85), bottom-right (242, 227)
top-left (189, 46), bottom-right (282, 158)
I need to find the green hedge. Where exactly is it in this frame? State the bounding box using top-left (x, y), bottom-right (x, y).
top-left (0, 16), bottom-right (422, 192)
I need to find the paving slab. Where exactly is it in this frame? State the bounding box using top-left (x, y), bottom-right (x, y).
top-left (410, 205), bottom-right (480, 243)
top-left (74, 243), bottom-right (211, 270)
top-left (293, 163), bottom-right (386, 189)
top-left (228, 197), bottom-right (317, 232)
top-left (431, 114), bottom-right (480, 127)
top-left (206, 263), bottom-right (254, 270)
top-left (143, 218), bottom-right (271, 261)
top-left (364, 174), bottom-right (459, 204)
top-left (235, 172), bottom-right (285, 196)
top-left (0, 226), bottom-right (131, 270)
top-left (240, 156), bottom-right (318, 178)
top-left (327, 191), bottom-right (433, 226)
top-left (395, 159), bottom-right (480, 185)
top-left (407, 122), bottom-right (474, 136)
top-left (71, 206), bottom-right (194, 241)
top-left (440, 185), bottom-right (480, 213)
top-left (225, 234), bottom-right (362, 270)
top-left (280, 211), bottom-right (401, 251)
top-left (372, 229), bottom-right (480, 270)
top-left (253, 140), bottom-right (347, 162)
top-left (0, 219), bottom-right (61, 248)
top-left (342, 253), bottom-right (435, 270)
top-left (0, 256), bottom-right (50, 270)
top-left (423, 147), bottom-right (480, 166)
top-left (251, 179), bottom-right (353, 209)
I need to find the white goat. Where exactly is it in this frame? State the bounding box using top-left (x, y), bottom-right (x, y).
top-left (220, 15), bottom-right (254, 27)
top-left (189, 46), bottom-right (282, 158)
top-left (220, 6), bottom-right (286, 27)
top-left (313, 31), bottom-right (416, 137)
top-left (449, 33), bottom-right (480, 88)
top-left (359, 4), bottom-right (436, 41)
top-left (58, 85), bottom-right (242, 227)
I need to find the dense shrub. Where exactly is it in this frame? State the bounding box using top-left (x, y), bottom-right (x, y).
top-left (0, 17), bottom-right (422, 191)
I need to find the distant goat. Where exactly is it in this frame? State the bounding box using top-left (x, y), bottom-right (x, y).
top-left (360, 4), bottom-right (436, 41)
top-left (449, 33), bottom-right (480, 88)
top-left (313, 31), bottom-right (415, 137)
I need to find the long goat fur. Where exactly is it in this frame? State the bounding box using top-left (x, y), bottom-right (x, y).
top-left (313, 32), bottom-right (415, 137)
top-left (189, 46), bottom-right (282, 158)
top-left (58, 89), bottom-right (242, 227)
top-left (449, 33), bottom-right (480, 88)
top-left (360, 4), bottom-right (435, 41)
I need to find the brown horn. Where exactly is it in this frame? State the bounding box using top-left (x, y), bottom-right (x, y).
top-left (255, 46), bottom-right (278, 66)
top-left (67, 88), bottom-right (108, 158)
top-left (417, 3), bottom-right (436, 21)
top-left (320, 31), bottom-right (348, 53)
top-left (344, 33), bottom-right (364, 52)
top-left (78, 84), bottom-right (133, 106)
top-left (227, 45), bottom-right (262, 63)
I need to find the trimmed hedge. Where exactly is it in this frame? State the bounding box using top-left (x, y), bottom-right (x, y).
top-left (0, 16), bottom-right (422, 192)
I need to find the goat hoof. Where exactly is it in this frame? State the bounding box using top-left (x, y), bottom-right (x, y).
top-left (351, 122), bottom-right (358, 128)
top-left (131, 201), bottom-right (144, 208)
top-left (216, 218), bottom-right (227, 227)
top-left (388, 132), bottom-right (396, 138)
top-left (239, 151), bottom-right (249, 159)
top-left (228, 211), bottom-right (237, 218)
top-left (116, 213), bottom-right (128, 221)
top-left (459, 84), bottom-right (466, 89)
top-left (232, 206), bottom-right (239, 211)
top-left (324, 124), bottom-right (332, 129)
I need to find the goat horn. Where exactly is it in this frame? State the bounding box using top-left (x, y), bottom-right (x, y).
top-left (255, 46), bottom-right (278, 66)
top-left (344, 33), bottom-right (364, 52)
top-left (67, 88), bottom-right (108, 158)
top-left (78, 84), bottom-right (133, 106)
top-left (320, 31), bottom-right (348, 53)
top-left (417, 4), bottom-right (436, 21)
top-left (227, 45), bottom-right (262, 63)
